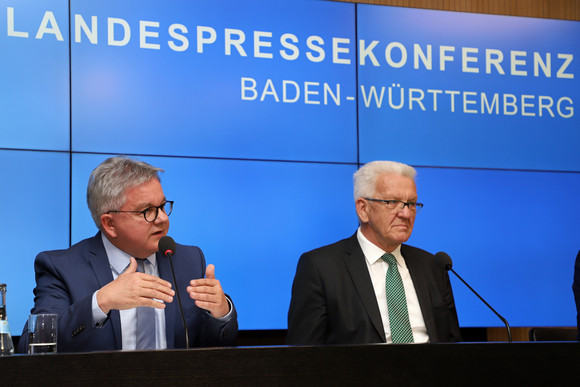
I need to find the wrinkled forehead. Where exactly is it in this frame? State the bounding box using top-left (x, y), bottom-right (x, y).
top-left (374, 173), bottom-right (417, 197)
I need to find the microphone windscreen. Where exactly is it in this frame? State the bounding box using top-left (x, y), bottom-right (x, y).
top-left (159, 236), bottom-right (177, 256)
top-left (435, 251), bottom-right (453, 271)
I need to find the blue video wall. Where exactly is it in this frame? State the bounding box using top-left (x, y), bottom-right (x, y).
top-left (1, 0), bottom-right (579, 334)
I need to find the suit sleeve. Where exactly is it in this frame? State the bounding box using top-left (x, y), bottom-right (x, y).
top-left (426, 252), bottom-right (462, 342)
top-left (573, 250), bottom-right (580, 340)
top-left (18, 251), bottom-right (115, 353)
top-left (197, 295), bottom-right (238, 347)
top-left (441, 268), bottom-right (462, 342)
top-left (286, 252), bottom-right (328, 345)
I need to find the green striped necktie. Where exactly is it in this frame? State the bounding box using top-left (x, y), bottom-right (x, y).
top-left (382, 253), bottom-right (414, 343)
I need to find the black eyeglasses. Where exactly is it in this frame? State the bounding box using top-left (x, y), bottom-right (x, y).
top-left (363, 198), bottom-right (423, 214)
top-left (107, 200), bottom-right (174, 223)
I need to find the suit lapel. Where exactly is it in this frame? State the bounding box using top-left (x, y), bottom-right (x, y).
top-left (86, 233), bottom-right (122, 349)
top-left (158, 252), bottom-right (177, 349)
top-left (342, 234), bottom-right (386, 342)
top-left (401, 245), bottom-right (437, 341)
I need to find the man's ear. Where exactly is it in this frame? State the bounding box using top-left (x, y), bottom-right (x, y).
top-left (355, 198), bottom-right (369, 224)
top-left (100, 214), bottom-right (117, 238)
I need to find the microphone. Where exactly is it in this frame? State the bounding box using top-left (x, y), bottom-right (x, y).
top-left (435, 252), bottom-right (512, 343)
top-left (159, 236), bottom-right (189, 349)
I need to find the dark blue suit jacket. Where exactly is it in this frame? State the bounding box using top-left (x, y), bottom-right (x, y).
top-left (18, 233), bottom-right (237, 353)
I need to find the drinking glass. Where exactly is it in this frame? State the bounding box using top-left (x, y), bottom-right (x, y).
top-left (28, 314), bottom-right (57, 354)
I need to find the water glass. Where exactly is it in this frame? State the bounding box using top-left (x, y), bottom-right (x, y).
top-left (28, 314), bottom-right (57, 354)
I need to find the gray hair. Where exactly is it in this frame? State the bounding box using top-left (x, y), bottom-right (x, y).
top-left (353, 160), bottom-right (416, 200)
top-left (87, 156), bottom-right (164, 230)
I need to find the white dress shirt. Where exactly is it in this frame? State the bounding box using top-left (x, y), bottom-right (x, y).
top-left (357, 228), bottom-right (429, 343)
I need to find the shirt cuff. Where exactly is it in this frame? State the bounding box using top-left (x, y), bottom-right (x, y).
top-left (92, 290), bottom-right (108, 328)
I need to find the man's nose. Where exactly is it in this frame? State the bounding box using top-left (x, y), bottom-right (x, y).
top-left (155, 208), bottom-right (169, 223)
top-left (397, 204), bottom-right (413, 217)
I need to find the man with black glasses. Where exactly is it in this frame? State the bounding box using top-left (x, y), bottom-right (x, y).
top-left (19, 156), bottom-right (237, 352)
top-left (287, 160), bottom-right (461, 345)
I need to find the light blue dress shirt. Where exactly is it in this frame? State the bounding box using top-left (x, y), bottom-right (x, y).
top-left (91, 234), bottom-right (167, 350)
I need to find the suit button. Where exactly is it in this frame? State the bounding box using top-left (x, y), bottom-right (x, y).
top-left (223, 329), bottom-right (229, 337)
top-left (72, 324), bottom-right (86, 337)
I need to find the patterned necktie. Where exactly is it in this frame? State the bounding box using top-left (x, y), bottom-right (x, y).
top-left (381, 253), bottom-right (414, 343)
top-left (136, 258), bottom-right (156, 350)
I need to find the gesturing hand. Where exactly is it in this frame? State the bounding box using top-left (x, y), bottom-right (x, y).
top-left (97, 257), bottom-right (175, 314)
top-left (187, 264), bottom-right (230, 318)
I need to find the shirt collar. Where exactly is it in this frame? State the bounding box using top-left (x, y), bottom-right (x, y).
top-left (101, 233), bottom-right (157, 275)
top-left (356, 227), bottom-right (404, 266)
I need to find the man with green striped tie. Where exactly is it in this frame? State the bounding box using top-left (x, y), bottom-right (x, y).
top-left (287, 160), bottom-right (461, 345)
